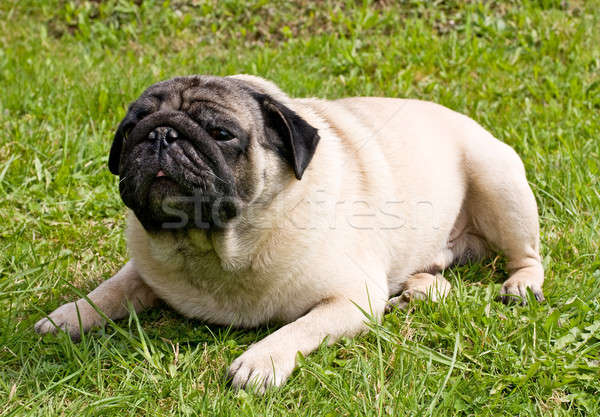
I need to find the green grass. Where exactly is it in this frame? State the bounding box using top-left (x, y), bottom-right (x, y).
top-left (1, 0), bottom-right (599, 415)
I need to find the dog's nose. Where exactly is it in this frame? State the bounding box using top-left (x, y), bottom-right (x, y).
top-left (148, 126), bottom-right (178, 146)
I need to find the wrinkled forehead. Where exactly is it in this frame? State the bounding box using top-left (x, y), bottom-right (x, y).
top-left (137, 76), bottom-right (259, 129)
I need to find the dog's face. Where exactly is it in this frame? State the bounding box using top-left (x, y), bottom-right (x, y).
top-left (109, 76), bottom-right (320, 231)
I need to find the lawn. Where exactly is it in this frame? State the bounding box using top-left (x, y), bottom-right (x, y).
top-left (1, 0), bottom-right (599, 415)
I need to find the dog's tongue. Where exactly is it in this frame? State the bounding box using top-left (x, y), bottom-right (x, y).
top-left (156, 170), bottom-right (166, 177)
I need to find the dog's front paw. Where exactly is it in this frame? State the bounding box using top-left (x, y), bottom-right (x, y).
top-left (34, 300), bottom-right (103, 341)
top-left (227, 343), bottom-right (296, 394)
top-left (500, 275), bottom-right (544, 304)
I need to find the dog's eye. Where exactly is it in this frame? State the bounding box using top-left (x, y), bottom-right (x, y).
top-left (207, 127), bottom-right (235, 142)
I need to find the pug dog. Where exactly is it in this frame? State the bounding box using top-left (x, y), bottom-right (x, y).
top-left (35, 75), bottom-right (545, 392)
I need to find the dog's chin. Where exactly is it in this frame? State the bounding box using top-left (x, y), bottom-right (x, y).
top-left (144, 177), bottom-right (187, 228)
top-left (131, 176), bottom-right (241, 232)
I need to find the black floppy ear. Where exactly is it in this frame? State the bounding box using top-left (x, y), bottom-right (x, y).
top-left (108, 128), bottom-right (123, 175)
top-left (254, 93), bottom-right (320, 180)
top-left (108, 112), bottom-right (136, 175)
